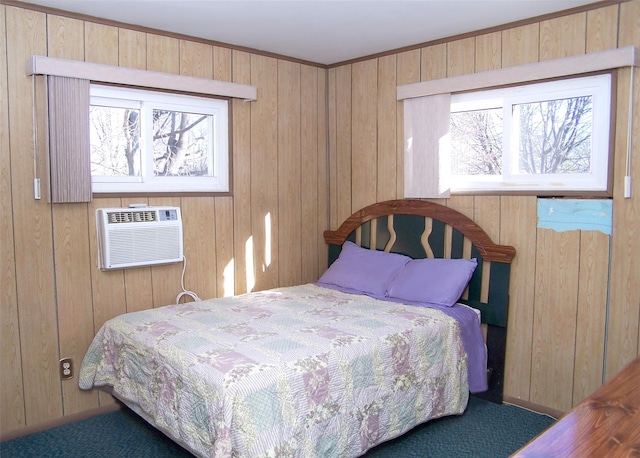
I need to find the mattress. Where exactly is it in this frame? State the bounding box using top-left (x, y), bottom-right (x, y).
top-left (79, 284), bottom-right (472, 457)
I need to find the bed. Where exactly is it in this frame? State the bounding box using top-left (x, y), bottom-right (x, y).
top-left (79, 198), bottom-right (515, 457)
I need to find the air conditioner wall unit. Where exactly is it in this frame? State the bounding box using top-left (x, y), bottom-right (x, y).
top-left (96, 206), bottom-right (183, 271)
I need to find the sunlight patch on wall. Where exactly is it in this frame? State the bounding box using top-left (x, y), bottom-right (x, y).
top-left (223, 259), bottom-right (234, 297)
top-left (264, 212), bottom-right (272, 269)
top-left (246, 236), bottom-right (255, 292)
top-left (537, 199), bottom-right (612, 235)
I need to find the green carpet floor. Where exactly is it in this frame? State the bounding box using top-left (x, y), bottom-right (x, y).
top-left (1, 396), bottom-right (554, 457)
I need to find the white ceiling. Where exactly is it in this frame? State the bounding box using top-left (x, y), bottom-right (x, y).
top-left (20, 0), bottom-right (603, 65)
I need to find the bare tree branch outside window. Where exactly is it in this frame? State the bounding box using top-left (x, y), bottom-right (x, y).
top-left (516, 96), bottom-right (592, 175)
top-left (450, 95), bottom-right (592, 177)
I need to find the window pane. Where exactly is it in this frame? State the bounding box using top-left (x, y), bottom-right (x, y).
top-left (450, 108), bottom-right (502, 175)
top-left (514, 96), bottom-right (592, 175)
top-left (152, 110), bottom-right (213, 177)
top-left (90, 106), bottom-right (141, 176)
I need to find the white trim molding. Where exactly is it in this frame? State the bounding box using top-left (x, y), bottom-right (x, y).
top-left (397, 46), bottom-right (639, 101)
top-left (26, 55), bottom-right (257, 102)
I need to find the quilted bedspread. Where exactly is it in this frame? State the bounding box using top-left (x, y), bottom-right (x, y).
top-left (79, 284), bottom-right (469, 457)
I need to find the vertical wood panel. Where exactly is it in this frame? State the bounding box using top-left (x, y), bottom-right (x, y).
top-left (84, 22), bottom-right (118, 65)
top-left (475, 31), bottom-right (502, 72)
top-left (315, 67), bottom-right (329, 278)
top-left (377, 55), bottom-right (397, 202)
top-left (232, 50), bottom-right (252, 294)
top-left (539, 13), bottom-right (586, 60)
top-left (585, 4), bottom-right (619, 53)
top-left (251, 55), bottom-right (279, 291)
top-left (215, 197), bottom-right (235, 297)
top-left (181, 192), bottom-right (217, 300)
top-left (146, 33), bottom-right (180, 73)
top-left (573, 230), bottom-right (609, 405)
top-left (0, 4), bottom-right (26, 433)
top-left (530, 229), bottom-right (581, 412)
top-left (501, 24), bottom-right (539, 67)
top-left (301, 65), bottom-right (320, 283)
top-left (212, 46), bottom-right (235, 297)
top-left (278, 60), bottom-right (302, 287)
top-left (52, 204), bottom-right (98, 413)
top-left (213, 46), bottom-right (232, 81)
top-left (327, 68), bottom-right (338, 229)
top-left (335, 65), bottom-right (352, 225)
top-left (473, 196), bottom-right (501, 242)
top-left (447, 196), bottom-right (474, 219)
top-left (351, 59), bottom-right (377, 212)
top-left (118, 28), bottom-right (146, 69)
top-left (6, 6), bottom-right (61, 426)
top-left (500, 196), bottom-right (536, 401)
top-left (421, 43), bottom-right (447, 81)
top-left (180, 39), bottom-right (212, 78)
top-left (47, 14), bottom-right (83, 59)
top-left (447, 37), bottom-right (475, 77)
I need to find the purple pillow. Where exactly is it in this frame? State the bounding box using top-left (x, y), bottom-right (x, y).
top-left (387, 258), bottom-right (478, 306)
top-left (317, 241), bottom-right (410, 297)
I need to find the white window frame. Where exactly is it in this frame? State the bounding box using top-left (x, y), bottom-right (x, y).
top-left (90, 85), bottom-right (229, 194)
top-left (449, 74), bottom-right (612, 194)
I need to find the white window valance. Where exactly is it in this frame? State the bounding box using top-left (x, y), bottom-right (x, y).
top-left (26, 55), bottom-right (257, 101)
top-left (397, 46), bottom-right (638, 101)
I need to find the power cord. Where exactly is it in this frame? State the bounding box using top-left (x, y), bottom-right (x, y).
top-left (175, 255), bottom-right (202, 304)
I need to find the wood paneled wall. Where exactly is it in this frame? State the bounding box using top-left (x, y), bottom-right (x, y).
top-left (328, 0), bottom-right (640, 414)
top-left (2, 0), bottom-right (639, 438)
top-left (0, 5), bottom-right (327, 435)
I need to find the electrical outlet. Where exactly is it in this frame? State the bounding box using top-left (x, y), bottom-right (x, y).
top-left (59, 358), bottom-right (74, 380)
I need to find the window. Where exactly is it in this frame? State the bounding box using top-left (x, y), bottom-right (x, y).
top-left (448, 74), bottom-right (612, 194)
top-left (90, 85), bottom-right (229, 193)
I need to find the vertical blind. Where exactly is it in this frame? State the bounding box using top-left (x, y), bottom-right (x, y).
top-left (47, 76), bottom-right (91, 203)
top-left (403, 93), bottom-right (451, 199)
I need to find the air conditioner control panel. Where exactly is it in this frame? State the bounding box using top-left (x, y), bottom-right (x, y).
top-left (159, 209), bottom-right (179, 221)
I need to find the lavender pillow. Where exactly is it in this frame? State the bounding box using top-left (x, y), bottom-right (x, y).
top-left (387, 258), bottom-right (478, 307)
top-left (317, 241), bottom-right (410, 297)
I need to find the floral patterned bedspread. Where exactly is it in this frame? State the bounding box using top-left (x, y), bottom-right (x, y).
top-left (79, 284), bottom-right (469, 458)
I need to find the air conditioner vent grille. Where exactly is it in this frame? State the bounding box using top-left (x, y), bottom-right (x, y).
top-left (107, 210), bottom-right (157, 224)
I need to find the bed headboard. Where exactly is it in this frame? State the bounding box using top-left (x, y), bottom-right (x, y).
top-left (323, 199), bottom-right (516, 403)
